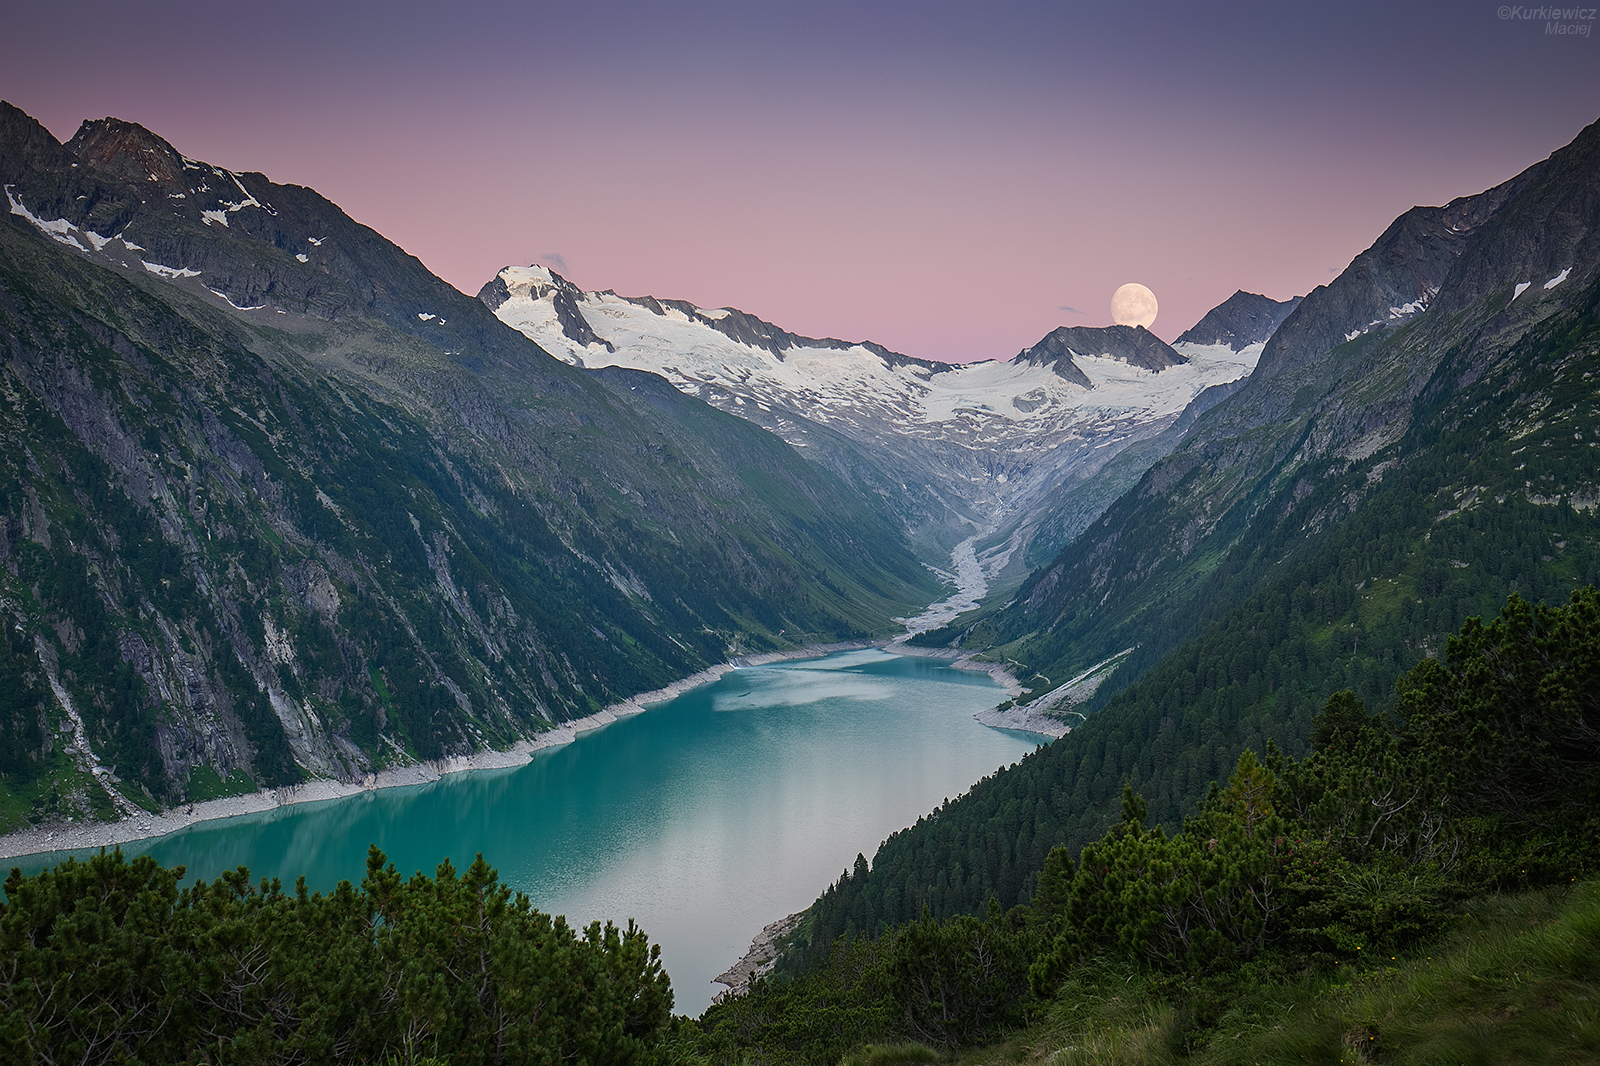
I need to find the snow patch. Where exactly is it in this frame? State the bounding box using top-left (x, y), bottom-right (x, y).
top-left (201, 209), bottom-right (229, 227)
top-left (1513, 282), bottom-right (1531, 300)
top-left (5, 186), bottom-right (87, 250)
top-left (205, 286), bottom-right (265, 311)
top-left (220, 171), bottom-right (272, 215)
top-left (417, 312), bottom-right (436, 321)
top-left (295, 253), bottom-right (309, 262)
top-left (1544, 268), bottom-right (1571, 290)
top-left (307, 236), bottom-right (325, 246)
top-left (141, 260), bottom-right (201, 278)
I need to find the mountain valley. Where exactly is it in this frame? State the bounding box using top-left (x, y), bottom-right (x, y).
top-left (4, 96), bottom-right (1597, 868)
top-left (485, 263), bottom-right (1280, 581)
top-left (787, 116), bottom-right (1600, 961)
top-left (0, 79), bottom-right (1598, 1066)
top-left (0, 102), bottom-right (947, 828)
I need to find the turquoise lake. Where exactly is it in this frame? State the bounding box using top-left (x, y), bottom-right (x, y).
top-left (11, 648), bottom-right (1041, 1015)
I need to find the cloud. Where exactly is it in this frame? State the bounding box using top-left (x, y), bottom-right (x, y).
top-left (540, 252), bottom-right (569, 274)
top-left (1057, 304), bottom-right (1084, 314)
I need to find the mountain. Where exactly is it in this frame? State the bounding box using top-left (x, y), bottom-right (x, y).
top-left (790, 114), bottom-right (1600, 953)
top-left (1174, 290), bottom-right (1301, 349)
top-left (936, 118), bottom-right (1597, 701)
top-left (0, 102), bottom-right (940, 829)
top-left (1016, 324), bottom-right (1186, 378)
top-left (484, 265), bottom-right (1258, 579)
top-left (1252, 170), bottom-right (1535, 380)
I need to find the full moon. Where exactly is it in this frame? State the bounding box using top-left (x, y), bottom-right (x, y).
top-left (1111, 283), bottom-right (1158, 329)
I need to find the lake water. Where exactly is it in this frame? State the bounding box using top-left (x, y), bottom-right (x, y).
top-left (10, 648), bottom-right (1041, 1015)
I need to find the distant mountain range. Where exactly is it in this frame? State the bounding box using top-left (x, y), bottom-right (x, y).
top-left (483, 264), bottom-right (1274, 574)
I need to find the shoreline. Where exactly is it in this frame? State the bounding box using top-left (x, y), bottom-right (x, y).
top-left (973, 703), bottom-right (1071, 737)
top-left (701, 642), bottom-right (1038, 1003)
top-left (0, 639), bottom-right (890, 863)
top-left (883, 638), bottom-right (1024, 698)
top-left (0, 637), bottom-right (1032, 864)
top-left (711, 910), bottom-right (807, 1004)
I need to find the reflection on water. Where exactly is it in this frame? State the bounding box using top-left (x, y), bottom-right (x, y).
top-left (10, 649), bottom-right (1040, 1015)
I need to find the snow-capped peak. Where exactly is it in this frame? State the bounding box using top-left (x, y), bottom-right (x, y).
top-left (483, 265), bottom-right (1262, 519)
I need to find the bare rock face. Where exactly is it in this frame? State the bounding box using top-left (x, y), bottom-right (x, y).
top-left (67, 118), bottom-right (192, 195)
top-left (1252, 165), bottom-right (1540, 382)
top-left (1017, 324), bottom-right (1187, 382)
top-left (1175, 291), bottom-right (1302, 350)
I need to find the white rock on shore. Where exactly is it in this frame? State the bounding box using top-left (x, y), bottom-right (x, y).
top-left (967, 647), bottom-right (1139, 741)
top-left (973, 703), bottom-right (1072, 738)
top-left (711, 910), bottom-right (807, 1004)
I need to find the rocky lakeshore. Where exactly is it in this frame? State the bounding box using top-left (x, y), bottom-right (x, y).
top-left (969, 647), bottom-right (1139, 741)
top-left (711, 910), bottom-right (807, 1004)
top-left (973, 703), bottom-right (1072, 738)
top-left (0, 641), bottom-right (880, 862)
top-left (886, 640), bottom-right (1024, 698)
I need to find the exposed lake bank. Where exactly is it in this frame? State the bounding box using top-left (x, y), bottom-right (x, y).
top-left (0, 538), bottom-right (1045, 1012)
top-left (0, 641), bottom-right (1029, 863)
top-left (0, 639), bottom-right (893, 862)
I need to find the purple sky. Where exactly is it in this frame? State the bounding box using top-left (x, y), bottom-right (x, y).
top-left (4, 1), bottom-right (1597, 362)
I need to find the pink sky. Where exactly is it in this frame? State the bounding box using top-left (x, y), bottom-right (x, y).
top-left (4, 1), bottom-right (1597, 362)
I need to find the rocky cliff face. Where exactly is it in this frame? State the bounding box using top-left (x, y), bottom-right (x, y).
top-left (1015, 324), bottom-right (1186, 376)
top-left (1174, 291), bottom-right (1301, 350)
top-left (0, 102), bottom-right (940, 830)
top-left (1252, 168), bottom-right (1538, 382)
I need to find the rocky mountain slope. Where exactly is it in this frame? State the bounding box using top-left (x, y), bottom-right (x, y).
top-left (1174, 290), bottom-right (1301, 349)
top-left (785, 117), bottom-right (1600, 955)
top-left (0, 102), bottom-right (940, 831)
top-left (934, 116), bottom-right (1600, 728)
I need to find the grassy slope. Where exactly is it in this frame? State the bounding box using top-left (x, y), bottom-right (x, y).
top-left (939, 881), bottom-right (1600, 1066)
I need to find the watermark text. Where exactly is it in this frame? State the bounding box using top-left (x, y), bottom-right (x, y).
top-left (1498, 5), bottom-right (1597, 35)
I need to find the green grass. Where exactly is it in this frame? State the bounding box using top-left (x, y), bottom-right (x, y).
top-left (841, 1044), bottom-right (944, 1066)
top-left (182, 764), bottom-right (259, 803)
top-left (0, 781), bottom-right (30, 834)
top-left (925, 881), bottom-right (1600, 1066)
top-left (1232, 882), bottom-right (1600, 1066)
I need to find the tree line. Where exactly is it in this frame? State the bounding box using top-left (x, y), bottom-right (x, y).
top-left (692, 585), bottom-right (1600, 1063)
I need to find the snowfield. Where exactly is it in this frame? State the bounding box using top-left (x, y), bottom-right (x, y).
top-left (488, 264), bottom-right (1261, 520)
